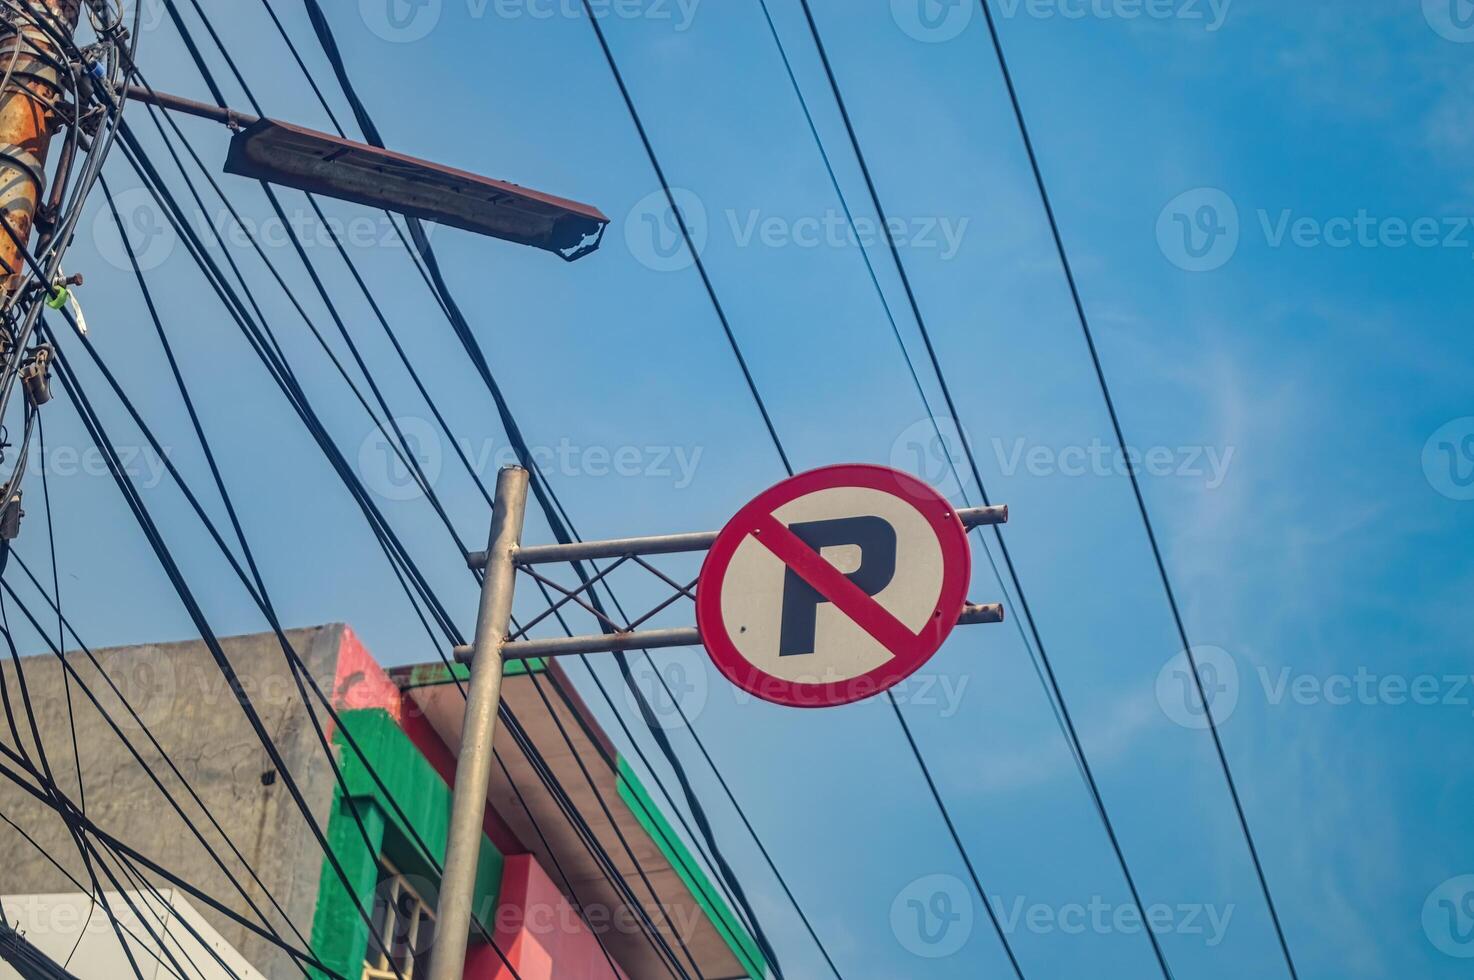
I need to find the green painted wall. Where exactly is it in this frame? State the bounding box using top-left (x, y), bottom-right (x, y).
top-left (389, 658), bottom-right (545, 691)
top-left (308, 709), bottom-right (504, 980)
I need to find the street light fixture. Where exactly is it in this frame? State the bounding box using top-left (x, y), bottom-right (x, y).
top-left (125, 87), bottom-right (609, 260)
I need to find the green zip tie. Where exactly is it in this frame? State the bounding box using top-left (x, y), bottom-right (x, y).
top-left (45, 285), bottom-right (67, 310)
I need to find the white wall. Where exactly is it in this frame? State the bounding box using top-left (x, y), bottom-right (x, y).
top-left (1, 889), bottom-right (268, 980)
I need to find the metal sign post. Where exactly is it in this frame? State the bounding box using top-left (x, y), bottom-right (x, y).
top-left (431, 464), bottom-right (1008, 977)
top-left (428, 465), bottom-right (528, 980)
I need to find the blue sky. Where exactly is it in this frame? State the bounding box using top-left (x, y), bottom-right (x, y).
top-left (12, 0), bottom-right (1474, 977)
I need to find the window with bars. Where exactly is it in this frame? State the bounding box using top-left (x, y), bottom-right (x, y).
top-left (363, 860), bottom-right (437, 980)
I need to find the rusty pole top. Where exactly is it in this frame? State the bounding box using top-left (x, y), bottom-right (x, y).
top-left (0, 0), bottom-right (83, 296)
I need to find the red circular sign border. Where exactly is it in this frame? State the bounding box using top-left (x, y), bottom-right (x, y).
top-left (696, 464), bottom-right (972, 709)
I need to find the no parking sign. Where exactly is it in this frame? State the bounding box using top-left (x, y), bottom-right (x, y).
top-left (696, 465), bottom-right (973, 708)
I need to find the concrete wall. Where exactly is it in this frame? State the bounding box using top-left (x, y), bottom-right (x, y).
top-left (0, 625), bottom-right (347, 979)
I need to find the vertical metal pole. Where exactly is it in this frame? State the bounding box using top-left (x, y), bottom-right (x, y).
top-left (0, 1), bottom-right (81, 294)
top-left (428, 465), bottom-right (528, 980)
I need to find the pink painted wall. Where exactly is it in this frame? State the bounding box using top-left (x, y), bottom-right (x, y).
top-left (331, 625), bottom-right (405, 720)
top-left (328, 627), bottom-right (618, 977)
top-left (468, 854), bottom-right (626, 980)
top-left (330, 625), bottom-right (524, 855)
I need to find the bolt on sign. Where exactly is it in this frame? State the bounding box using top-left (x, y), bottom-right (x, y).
top-left (697, 465), bottom-right (975, 708)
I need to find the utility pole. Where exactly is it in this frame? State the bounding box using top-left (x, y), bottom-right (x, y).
top-left (0, 0), bottom-right (81, 294)
top-left (428, 465), bottom-right (529, 980)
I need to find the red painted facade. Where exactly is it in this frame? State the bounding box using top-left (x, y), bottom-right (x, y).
top-left (331, 625), bottom-right (523, 854)
top-left (473, 855), bottom-right (627, 980)
top-left (329, 627), bottom-right (620, 979)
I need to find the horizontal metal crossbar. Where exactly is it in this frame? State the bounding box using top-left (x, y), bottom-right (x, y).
top-left (466, 504), bottom-right (1009, 570)
top-left (453, 602), bottom-right (1005, 662)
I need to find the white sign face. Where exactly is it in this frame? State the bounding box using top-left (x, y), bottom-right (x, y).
top-left (697, 465), bottom-right (971, 708)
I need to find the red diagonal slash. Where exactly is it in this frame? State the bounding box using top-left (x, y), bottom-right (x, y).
top-left (751, 512), bottom-right (928, 660)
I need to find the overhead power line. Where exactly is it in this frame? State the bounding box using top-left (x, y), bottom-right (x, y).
top-left (1, 906), bottom-right (81, 979)
top-left (106, 96), bottom-right (698, 979)
top-left (776, 2), bottom-right (1186, 977)
top-left (971, 2), bottom-right (1299, 976)
top-left (123, 11), bottom-right (711, 972)
top-left (282, 3), bottom-right (799, 975)
top-left (569, 3), bottom-right (1028, 977)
